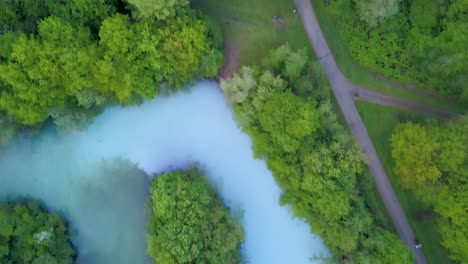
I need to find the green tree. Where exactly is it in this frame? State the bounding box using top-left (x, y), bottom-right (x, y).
top-left (126, 0), bottom-right (188, 20)
top-left (391, 119), bottom-right (468, 262)
top-left (48, 0), bottom-right (116, 30)
top-left (148, 168), bottom-right (244, 264)
top-left (266, 44), bottom-right (308, 84)
top-left (254, 91), bottom-right (321, 155)
top-left (198, 48), bottom-right (223, 78)
top-left (353, 0), bottom-right (401, 27)
top-left (0, 0), bottom-right (49, 34)
top-left (408, 0), bottom-right (439, 33)
top-left (95, 14), bottom-right (162, 102)
top-left (391, 122), bottom-right (441, 188)
top-left (356, 228), bottom-right (414, 263)
top-left (220, 66), bottom-right (256, 104)
top-left (157, 16), bottom-right (211, 87)
top-left (0, 16), bottom-right (96, 125)
top-left (0, 200), bottom-right (75, 263)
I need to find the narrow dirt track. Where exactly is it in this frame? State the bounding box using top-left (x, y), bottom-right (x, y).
top-left (353, 87), bottom-right (460, 120)
top-left (294, 0), bottom-right (428, 263)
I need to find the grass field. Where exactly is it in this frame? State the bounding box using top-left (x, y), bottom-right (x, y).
top-left (192, 0), bottom-right (312, 66)
top-left (356, 101), bottom-right (453, 264)
top-left (310, 0), bottom-right (466, 113)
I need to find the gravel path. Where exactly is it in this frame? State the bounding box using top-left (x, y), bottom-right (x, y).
top-left (294, 0), bottom-right (428, 263)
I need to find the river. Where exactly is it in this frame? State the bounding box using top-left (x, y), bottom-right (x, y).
top-left (0, 81), bottom-right (329, 263)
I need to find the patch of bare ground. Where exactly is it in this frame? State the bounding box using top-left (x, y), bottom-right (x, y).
top-left (272, 16), bottom-right (289, 29)
top-left (218, 35), bottom-right (241, 79)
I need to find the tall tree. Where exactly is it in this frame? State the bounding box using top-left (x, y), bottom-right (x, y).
top-left (0, 201), bottom-right (75, 263)
top-left (0, 16), bottom-right (96, 125)
top-left (157, 16), bottom-right (211, 87)
top-left (353, 0), bottom-right (401, 26)
top-left (391, 119), bottom-right (468, 262)
top-left (148, 169), bottom-right (244, 264)
top-left (391, 122), bottom-right (441, 188)
top-left (95, 14), bottom-right (161, 102)
top-left (48, 0), bottom-right (116, 30)
top-left (126, 0), bottom-right (188, 20)
top-left (220, 66), bottom-right (256, 104)
top-left (0, 0), bottom-right (49, 34)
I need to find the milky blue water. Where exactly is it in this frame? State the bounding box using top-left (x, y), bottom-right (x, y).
top-left (0, 81), bottom-right (329, 263)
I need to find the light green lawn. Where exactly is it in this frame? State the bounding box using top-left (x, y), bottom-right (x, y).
top-left (311, 0), bottom-right (466, 113)
top-left (356, 101), bottom-right (453, 264)
top-left (192, 0), bottom-right (311, 66)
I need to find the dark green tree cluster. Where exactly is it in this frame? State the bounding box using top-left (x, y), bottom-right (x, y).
top-left (224, 44), bottom-right (413, 263)
top-left (391, 118), bottom-right (468, 263)
top-left (147, 168), bottom-right (244, 264)
top-left (0, 0), bottom-right (223, 129)
top-left (0, 200), bottom-right (75, 263)
top-left (328, 0), bottom-right (468, 103)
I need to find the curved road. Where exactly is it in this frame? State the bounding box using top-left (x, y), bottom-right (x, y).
top-left (294, 0), bottom-right (427, 263)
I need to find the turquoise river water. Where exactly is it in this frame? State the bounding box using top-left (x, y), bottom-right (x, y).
top-left (0, 81), bottom-right (329, 263)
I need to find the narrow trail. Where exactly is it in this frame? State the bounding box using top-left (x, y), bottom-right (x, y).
top-left (294, 0), bottom-right (428, 263)
top-left (353, 87), bottom-right (459, 120)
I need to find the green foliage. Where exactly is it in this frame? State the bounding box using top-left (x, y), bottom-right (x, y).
top-left (0, 0), bottom-right (223, 128)
top-left (0, 17), bottom-right (96, 125)
top-left (48, 0), bottom-right (116, 30)
top-left (198, 48), bottom-right (224, 78)
top-left (254, 91), bottom-right (321, 155)
top-left (355, 228), bottom-right (414, 263)
top-left (220, 66), bottom-right (256, 104)
top-left (391, 122), bottom-right (441, 187)
top-left (230, 45), bottom-right (412, 262)
top-left (126, 0), bottom-right (189, 20)
top-left (148, 168), bottom-right (244, 264)
top-left (266, 44), bottom-right (308, 83)
top-left (329, 0), bottom-right (468, 103)
top-left (0, 32), bottom-right (21, 61)
top-left (391, 119), bottom-right (468, 262)
top-left (96, 14), bottom-right (161, 102)
top-left (353, 0), bottom-right (401, 27)
top-left (157, 16), bottom-right (211, 87)
top-left (0, 0), bottom-right (49, 34)
top-left (0, 200), bottom-right (75, 263)
top-left (408, 0), bottom-right (439, 34)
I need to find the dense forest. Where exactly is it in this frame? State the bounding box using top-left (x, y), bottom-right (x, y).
top-left (391, 118), bottom-right (468, 262)
top-left (147, 168), bottom-right (244, 264)
top-left (0, 200), bottom-right (75, 263)
top-left (0, 0), bottom-right (223, 143)
top-left (221, 45), bottom-right (413, 263)
top-left (328, 0), bottom-right (468, 103)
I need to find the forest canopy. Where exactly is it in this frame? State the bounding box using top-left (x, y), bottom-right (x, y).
top-left (0, 0), bottom-right (223, 128)
top-left (223, 45), bottom-right (413, 263)
top-left (391, 118), bottom-right (468, 262)
top-left (147, 168), bottom-right (244, 264)
top-left (328, 0), bottom-right (468, 103)
top-left (0, 200), bottom-right (75, 263)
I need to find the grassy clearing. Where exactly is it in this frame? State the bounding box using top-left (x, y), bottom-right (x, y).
top-left (356, 101), bottom-right (453, 264)
top-left (192, 0), bottom-right (311, 66)
top-left (310, 0), bottom-right (465, 113)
